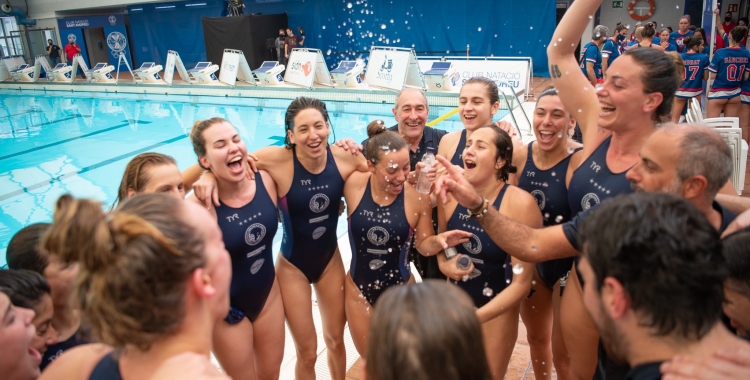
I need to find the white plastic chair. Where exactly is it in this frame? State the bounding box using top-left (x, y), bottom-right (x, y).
top-left (705, 118), bottom-right (747, 194)
top-left (689, 97), bottom-right (703, 123)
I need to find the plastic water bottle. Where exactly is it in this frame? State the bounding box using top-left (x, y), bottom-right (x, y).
top-left (445, 247), bottom-right (471, 270)
top-left (416, 147), bottom-right (436, 194)
top-left (456, 255), bottom-right (472, 270)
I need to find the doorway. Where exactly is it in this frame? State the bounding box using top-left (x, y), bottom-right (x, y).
top-left (26, 29), bottom-right (56, 59)
top-left (83, 27), bottom-right (109, 65)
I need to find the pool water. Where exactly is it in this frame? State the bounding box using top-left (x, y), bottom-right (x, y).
top-left (0, 90), bottom-right (508, 267)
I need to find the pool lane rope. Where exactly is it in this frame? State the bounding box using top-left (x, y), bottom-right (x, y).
top-left (426, 107), bottom-right (458, 127)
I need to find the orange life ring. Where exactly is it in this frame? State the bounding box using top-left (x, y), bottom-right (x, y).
top-left (628, 0), bottom-right (655, 21)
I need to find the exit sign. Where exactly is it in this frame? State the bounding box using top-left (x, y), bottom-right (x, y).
top-left (613, 1), bottom-right (623, 8)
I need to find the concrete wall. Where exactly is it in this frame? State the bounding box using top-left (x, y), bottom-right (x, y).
top-left (599, 0), bottom-right (687, 32)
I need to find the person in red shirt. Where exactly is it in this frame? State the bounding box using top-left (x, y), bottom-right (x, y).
top-left (723, 11), bottom-right (737, 34)
top-left (64, 37), bottom-right (82, 77)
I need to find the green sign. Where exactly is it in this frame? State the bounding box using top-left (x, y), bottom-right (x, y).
top-left (613, 0), bottom-right (623, 8)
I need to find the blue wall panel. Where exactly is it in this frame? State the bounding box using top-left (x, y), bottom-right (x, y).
top-left (128, 0), bottom-right (555, 76)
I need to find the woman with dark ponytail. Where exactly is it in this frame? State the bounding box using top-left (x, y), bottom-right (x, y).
top-left (38, 194), bottom-right (231, 380)
top-left (436, 125), bottom-right (539, 380)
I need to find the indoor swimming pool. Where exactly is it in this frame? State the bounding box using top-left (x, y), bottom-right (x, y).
top-left (0, 90), bottom-right (507, 267)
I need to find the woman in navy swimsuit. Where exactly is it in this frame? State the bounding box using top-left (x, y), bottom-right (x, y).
top-left (548, 0), bottom-right (684, 377)
top-left (437, 125), bottom-right (540, 380)
top-left (344, 120), bottom-right (471, 357)
top-left (188, 118), bottom-right (284, 380)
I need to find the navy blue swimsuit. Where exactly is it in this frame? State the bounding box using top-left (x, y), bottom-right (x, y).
top-left (568, 136), bottom-right (633, 215)
top-left (89, 353), bottom-right (122, 380)
top-left (41, 330), bottom-right (87, 371)
top-left (517, 142), bottom-right (577, 289)
top-left (279, 147), bottom-right (345, 283)
top-left (348, 179), bottom-right (412, 306)
top-left (450, 130), bottom-right (467, 167)
top-left (216, 174), bottom-right (278, 323)
top-left (447, 184), bottom-right (513, 308)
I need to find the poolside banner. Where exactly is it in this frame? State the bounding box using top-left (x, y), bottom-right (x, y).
top-left (284, 49), bottom-right (320, 89)
top-left (219, 49), bottom-right (240, 87)
top-left (416, 58), bottom-right (530, 95)
top-left (219, 49), bottom-right (256, 87)
top-left (164, 52), bottom-right (176, 85)
top-left (366, 47), bottom-right (413, 91)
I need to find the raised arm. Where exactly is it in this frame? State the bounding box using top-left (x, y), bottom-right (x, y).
top-left (547, 0), bottom-right (604, 149)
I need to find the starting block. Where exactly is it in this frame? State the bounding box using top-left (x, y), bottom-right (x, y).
top-left (187, 62), bottom-right (219, 84)
top-left (133, 62), bottom-right (163, 83)
top-left (87, 62), bottom-right (115, 83)
top-left (330, 60), bottom-right (363, 88)
top-left (254, 61), bottom-right (285, 85)
top-left (10, 64), bottom-right (34, 82)
top-left (50, 63), bottom-right (73, 82)
top-left (423, 61), bottom-right (458, 91)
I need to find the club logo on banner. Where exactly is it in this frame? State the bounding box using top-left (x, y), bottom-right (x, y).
top-left (417, 59), bottom-right (529, 94)
top-left (366, 49), bottom-right (411, 91)
top-left (106, 32), bottom-right (127, 59)
top-left (284, 50), bottom-right (319, 88)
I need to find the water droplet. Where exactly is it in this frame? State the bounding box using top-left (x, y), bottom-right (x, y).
top-left (326, 49), bottom-right (332, 55)
top-left (346, 2), bottom-right (352, 8)
top-left (551, 172), bottom-right (556, 177)
top-left (512, 264), bottom-right (524, 275)
top-left (322, 25), bottom-right (326, 29)
top-left (544, 213), bottom-right (550, 219)
top-left (589, 15), bottom-right (593, 19)
top-left (483, 287), bottom-right (494, 297)
top-left (506, 279), bottom-right (511, 284)
top-left (558, 133), bottom-right (563, 138)
top-left (405, 20), bottom-right (408, 24)
top-left (553, 43), bottom-right (557, 46)
top-left (555, 215), bottom-right (564, 223)
top-left (558, 38), bottom-right (562, 42)
top-left (583, 86), bottom-right (589, 91)
top-left (567, 147), bottom-right (575, 154)
top-left (676, 5), bottom-right (679, 8)
top-left (532, 280), bottom-right (536, 285)
top-left (390, 19), bottom-right (394, 23)
top-left (381, 24), bottom-right (387, 29)
top-left (494, 34), bottom-right (498, 38)
top-left (530, 26), bottom-right (534, 30)
top-left (578, 108), bottom-right (582, 113)
top-left (478, 27), bottom-right (482, 31)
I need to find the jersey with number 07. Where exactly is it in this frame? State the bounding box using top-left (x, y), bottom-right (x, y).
top-left (708, 47), bottom-right (750, 99)
top-left (677, 52), bottom-right (709, 98)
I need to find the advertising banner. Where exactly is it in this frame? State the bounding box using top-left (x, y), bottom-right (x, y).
top-left (417, 58), bottom-right (530, 95)
top-left (366, 48), bottom-right (411, 91)
top-left (284, 49), bottom-right (320, 89)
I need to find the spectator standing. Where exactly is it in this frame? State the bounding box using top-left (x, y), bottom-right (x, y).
top-left (46, 39), bottom-right (61, 66)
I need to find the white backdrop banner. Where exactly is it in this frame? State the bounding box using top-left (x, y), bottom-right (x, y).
top-left (284, 49), bottom-right (319, 88)
top-left (417, 58), bottom-right (529, 95)
top-left (219, 49), bottom-right (240, 87)
top-left (366, 48), bottom-right (411, 91)
top-left (164, 52), bottom-right (176, 85)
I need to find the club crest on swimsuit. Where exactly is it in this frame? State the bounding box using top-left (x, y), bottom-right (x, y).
top-left (244, 223), bottom-right (266, 246)
top-left (367, 226), bottom-right (390, 246)
top-left (309, 193), bottom-right (330, 213)
top-left (581, 193), bottom-right (600, 210)
top-left (530, 190), bottom-right (546, 210)
top-left (462, 235), bottom-right (482, 255)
